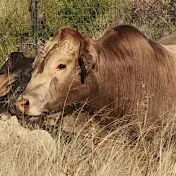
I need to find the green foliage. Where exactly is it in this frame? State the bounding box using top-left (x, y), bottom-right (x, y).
top-left (58, 0), bottom-right (112, 34)
top-left (38, 0), bottom-right (114, 39)
top-left (127, 0), bottom-right (176, 40)
top-left (0, 0), bottom-right (32, 61)
top-left (0, 0), bottom-right (176, 64)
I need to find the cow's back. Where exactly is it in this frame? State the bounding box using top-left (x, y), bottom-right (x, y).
top-left (158, 34), bottom-right (176, 45)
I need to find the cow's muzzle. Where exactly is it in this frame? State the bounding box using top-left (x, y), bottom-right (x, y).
top-left (16, 97), bottom-right (29, 113)
top-left (16, 95), bottom-right (41, 115)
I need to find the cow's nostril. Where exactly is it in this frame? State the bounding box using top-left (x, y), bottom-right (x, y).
top-left (16, 98), bottom-right (30, 113)
top-left (22, 99), bottom-right (30, 107)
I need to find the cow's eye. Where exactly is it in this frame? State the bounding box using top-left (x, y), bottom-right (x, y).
top-left (57, 64), bottom-right (66, 70)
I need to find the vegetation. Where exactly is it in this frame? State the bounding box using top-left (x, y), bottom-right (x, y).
top-left (0, 0), bottom-right (176, 61)
top-left (1, 0), bottom-right (176, 175)
top-left (1, 113), bottom-right (176, 176)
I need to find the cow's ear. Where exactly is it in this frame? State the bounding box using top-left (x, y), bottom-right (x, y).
top-left (78, 44), bottom-right (96, 84)
top-left (8, 52), bottom-right (24, 68)
top-left (0, 52), bottom-right (23, 74)
top-left (78, 54), bottom-right (90, 84)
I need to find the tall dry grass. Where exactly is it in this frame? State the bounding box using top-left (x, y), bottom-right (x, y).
top-left (1, 112), bottom-right (176, 176)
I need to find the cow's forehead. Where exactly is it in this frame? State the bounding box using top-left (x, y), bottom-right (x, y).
top-left (39, 28), bottom-right (81, 60)
top-left (36, 38), bottom-right (77, 61)
top-left (33, 48), bottom-right (75, 75)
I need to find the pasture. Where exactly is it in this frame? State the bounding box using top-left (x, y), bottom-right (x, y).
top-left (1, 0), bottom-right (176, 176)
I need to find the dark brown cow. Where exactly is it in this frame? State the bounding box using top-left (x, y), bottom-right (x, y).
top-left (0, 52), bottom-right (33, 114)
top-left (16, 25), bottom-right (176, 132)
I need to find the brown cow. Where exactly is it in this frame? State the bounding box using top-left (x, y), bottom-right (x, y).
top-left (158, 33), bottom-right (176, 45)
top-left (0, 35), bottom-right (174, 100)
top-left (0, 52), bottom-right (33, 115)
top-left (16, 25), bottom-right (176, 132)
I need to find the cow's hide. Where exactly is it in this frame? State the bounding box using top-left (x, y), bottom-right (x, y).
top-left (158, 33), bottom-right (176, 45)
top-left (2, 29), bottom-right (176, 138)
top-left (15, 25), bottom-right (176, 139)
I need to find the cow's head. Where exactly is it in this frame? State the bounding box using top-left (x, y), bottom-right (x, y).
top-left (0, 52), bottom-right (33, 97)
top-left (16, 27), bottom-right (97, 116)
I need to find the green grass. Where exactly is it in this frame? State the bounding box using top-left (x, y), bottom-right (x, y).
top-left (0, 0), bottom-right (33, 61)
top-left (1, 0), bottom-right (175, 63)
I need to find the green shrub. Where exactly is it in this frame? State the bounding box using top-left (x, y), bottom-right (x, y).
top-left (127, 0), bottom-right (176, 39)
top-left (0, 0), bottom-right (176, 64)
top-left (0, 0), bottom-right (32, 61)
top-left (38, 0), bottom-right (114, 39)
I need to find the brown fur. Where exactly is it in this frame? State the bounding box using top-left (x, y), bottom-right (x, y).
top-left (17, 25), bottom-right (176, 134)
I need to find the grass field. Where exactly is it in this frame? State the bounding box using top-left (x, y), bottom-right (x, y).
top-left (1, 0), bottom-right (176, 175)
top-left (1, 114), bottom-right (176, 176)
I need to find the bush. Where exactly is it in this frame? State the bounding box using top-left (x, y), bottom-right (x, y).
top-left (0, 0), bottom-right (176, 63)
top-left (0, 0), bottom-right (32, 61)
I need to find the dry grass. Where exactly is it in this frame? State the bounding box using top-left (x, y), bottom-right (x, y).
top-left (1, 112), bottom-right (176, 176)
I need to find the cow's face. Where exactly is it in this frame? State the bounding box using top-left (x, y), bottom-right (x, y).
top-left (16, 27), bottom-right (96, 116)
